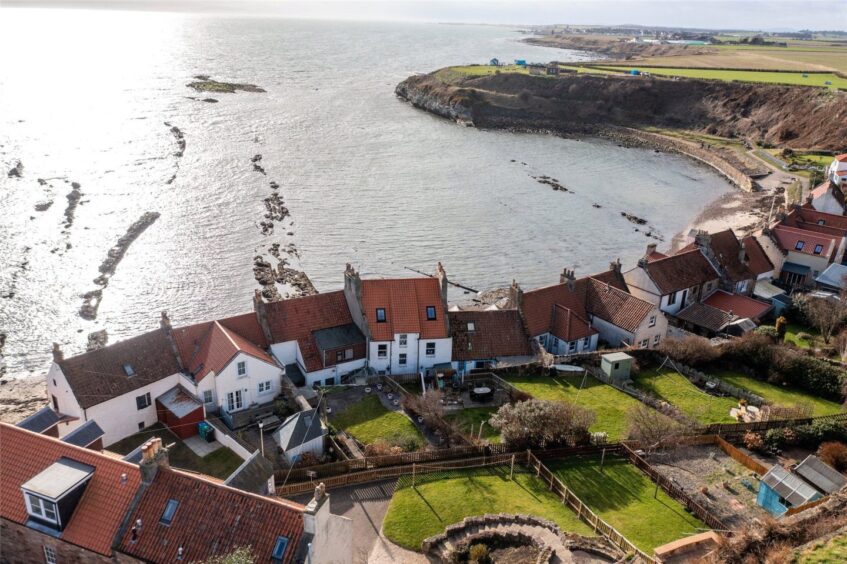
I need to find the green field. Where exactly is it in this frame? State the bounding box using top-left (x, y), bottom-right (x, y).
top-left (330, 395), bottom-right (425, 450)
top-left (382, 466), bottom-right (594, 550)
top-left (445, 406), bottom-right (501, 443)
top-left (714, 371), bottom-right (843, 417)
top-left (783, 323), bottom-right (821, 349)
top-left (435, 64), bottom-right (527, 83)
top-left (797, 533), bottom-right (847, 563)
top-left (594, 66), bottom-right (847, 88)
top-left (107, 423), bottom-right (243, 480)
top-left (548, 456), bottom-right (708, 552)
top-left (633, 370), bottom-right (738, 424)
top-left (504, 372), bottom-right (649, 441)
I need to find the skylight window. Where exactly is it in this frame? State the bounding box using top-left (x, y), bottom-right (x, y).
top-left (123, 363), bottom-right (136, 377)
top-left (272, 536), bottom-right (289, 561)
top-left (814, 244), bottom-right (824, 255)
top-left (160, 499), bottom-right (179, 525)
top-left (426, 306), bottom-right (437, 320)
top-left (376, 308), bottom-right (386, 323)
top-left (795, 241), bottom-right (805, 251)
top-left (467, 322), bottom-right (475, 332)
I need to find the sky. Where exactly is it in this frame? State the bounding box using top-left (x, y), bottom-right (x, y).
top-left (4, 0), bottom-right (846, 31)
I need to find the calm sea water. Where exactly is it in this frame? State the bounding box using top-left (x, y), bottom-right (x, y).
top-left (0, 9), bottom-right (732, 377)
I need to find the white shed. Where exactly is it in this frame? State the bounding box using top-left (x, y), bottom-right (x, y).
top-left (274, 409), bottom-right (326, 465)
top-left (600, 352), bottom-right (634, 382)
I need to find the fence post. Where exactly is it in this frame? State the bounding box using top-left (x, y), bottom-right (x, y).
top-left (412, 463), bottom-right (416, 489)
top-left (510, 454), bottom-right (515, 481)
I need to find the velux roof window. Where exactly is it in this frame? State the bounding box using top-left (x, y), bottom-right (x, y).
top-left (271, 536), bottom-right (289, 562)
top-left (375, 308), bottom-right (386, 323)
top-left (426, 306), bottom-right (437, 320)
top-left (160, 499), bottom-right (179, 525)
top-left (123, 363), bottom-right (136, 377)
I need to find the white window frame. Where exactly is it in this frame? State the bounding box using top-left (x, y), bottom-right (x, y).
top-left (43, 545), bottom-right (57, 564)
top-left (344, 348), bottom-right (353, 360)
top-left (237, 361), bottom-right (247, 377)
top-left (667, 291), bottom-right (676, 305)
top-left (227, 390), bottom-right (243, 412)
top-left (203, 390), bottom-right (213, 404)
top-left (640, 339), bottom-right (649, 349)
top-left (568, 340), bottom-right (577, 353)
top-left (425, 342), bottom-right (435, 356)
top-left (648, 315), bottom-right (656, 327)
top-left (399, 353), bottom-right (407, 366)
top-left (654, 334), bottom-right (661, 345)
top-left (377, 344), bottom-right (388, 358)
top-left (258, 381), bottom-right (272, 394)
top-left (136, 392), bottom-right (151, 410)
top-left (399, 334), bottom-right (407, 347)
top-left (26, 493), bottom-right (58, 525)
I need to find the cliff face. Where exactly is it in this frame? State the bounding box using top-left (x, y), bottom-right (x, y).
top-left (396, 72), bottom-right (847, 150)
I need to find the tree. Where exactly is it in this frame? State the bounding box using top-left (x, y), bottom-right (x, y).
top-left (775, 316), bottom-right (787, 341)
top-left (490, 399), bottom-right (594, 450)
top-left (625, 403), bottom-right (690, 448)
top-left (793, 293), bottom-right (847, 344)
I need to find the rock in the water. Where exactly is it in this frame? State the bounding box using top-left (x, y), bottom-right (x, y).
top-left (7, 161), bottom-right (23, 178)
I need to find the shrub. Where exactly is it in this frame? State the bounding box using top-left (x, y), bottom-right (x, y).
top-left (755, 325), bottom-right (778, 339)
top-left (743, 432), bottom-right (765, 453)
top-left (764, 428), bottom-right (788, 450)
top-left (720, 333), bottom-right (774, 373)
top-left (772, 352), bottom-right (845, 401)
top-left (795, 420), bottom-right (847, 449)
top-left (818, 441), bottom-right (847, 472)
top-left (490, 398), bottom-right (594, 450)
top-left (468, 543), bottom-right (490, 564)
top-left (657, 336), bottom-right (719, 367)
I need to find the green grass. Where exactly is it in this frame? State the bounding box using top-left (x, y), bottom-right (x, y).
top-left (548, 456), bottom-right (708, 552)
top-left (797, 533), bottom-right (847, 563)
top-left (445, 407), bottom-right (501, 443)
top-left (633, 370), bottom-right (738, 424)
top-left (593, 66), bottom-right (847, 88)
top-left (713, 371), bottom-right (843, 417)
top-left (434, 64), bottom-right (527, 83)
top-left (504, 372), bottom-right (649, 441)
top-left (783, 323), bottom-right (821, 349)
top-left (382, 466), bottom-right (594, 550)
top-left (330, 395), bottom-right (425, 450)
top-left (106, 423), bottom-right (243, 479)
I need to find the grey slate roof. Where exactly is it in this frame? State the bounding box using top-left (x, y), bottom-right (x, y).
top-left (286, 363), bottom-right (305, 386)
top-left (275, 409), bottom-right (325, 451)
top-left (224, 450), bottom-right (274, 495)
top-left (62, 420), bottom-right (105, 448)
top-left (761, 465), bottom-right (820, 507)
top-left (16, 406), bottom-right (62, 433)
top-left (815, 263), bottom-right (847, 291)
top-left (312, 323), bottom-right (365, 352)
top-left (156, 385), bottom-right (203, 418)
top-left (794, 455), bottom-right (847, 494)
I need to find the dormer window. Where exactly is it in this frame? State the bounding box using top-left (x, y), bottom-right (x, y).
top-left (376, 308), bottom-right (386, 323)
top-left (21, 458), bottom-right (94, 532)
top-left (795, 241), bottom-right (805, 251)
top-left (272, 536), bottom-right (289, 562)
top-left (467, 322), bottom-right (475, 332)
top-left (426, 306), bottom-right (437, 321)
top-left (160, 499), bottom-right (179, 525)
top-left (123, 363), bottom-right (135, 377)
top-left (814, 244), bottom-right (824, 255)
top-left (818, 219), bottom-right (825, 225)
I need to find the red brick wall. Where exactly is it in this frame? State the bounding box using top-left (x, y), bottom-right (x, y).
top-left (0, 518), bottom-right (141, 564)
top-left (155, 401), bottom-right (204, 440)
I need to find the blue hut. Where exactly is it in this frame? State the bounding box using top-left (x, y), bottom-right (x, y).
top-left (757, 465), bottom-right (821, 516)
top-left (515, 59), bottom-right (527, 67)
top-left (490, 58), bottom-right (500, 66)
top-left (630, 69), bottom-right (641, 76)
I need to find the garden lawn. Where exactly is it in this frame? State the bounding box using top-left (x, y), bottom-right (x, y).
top-left (505, 372), bottom-right (655, 441)
top-left (445, 407), bottom-right (500, 443)
top-left (783, 323), bottom-right (821, 349)
top-left (633, 370), bottom-right (737, 424)
top-left (382, 466), bottom-right (594, 550)
top-left (106, 423), bottom-right (243, 479)
top-left (797, 532), bottom-right (847, 563)
top-left (548, 456), bottom-right (707, 552)
top-left (713, 371), bottom-right (843, 417)
top-left (330, 395), bottom-right (425, 449)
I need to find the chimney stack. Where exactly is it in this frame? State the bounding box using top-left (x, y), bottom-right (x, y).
top-left (253, 289), bottom-right (273, 345)
top-left (561, 268), bottom-right (576, 291)
top-left (140, 437), bottom-right (169, 485)
top-left (160, 311), bottom-right (184, 372)
top-left (52, 343), bottom-right (64, 363)
top-left (434, 262), bottom-right (448, 310)
top-left (509, 280), bottom-right (523, 311)
top-left (609, 258), bottom-right (622, 273)
top-left (646, 243), bottom-right (657, 257)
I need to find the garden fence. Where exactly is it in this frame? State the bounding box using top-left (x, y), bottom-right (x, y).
top-left (713, 436), bottom-right (767, 475)
top-left (704, 411), bottom-right (847, 439)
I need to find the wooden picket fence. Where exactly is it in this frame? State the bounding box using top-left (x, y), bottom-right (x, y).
top-left (704, 411), bottom-right (847, 439)
top-left (526, 451), bottom-right (654, 563)
top-left (714, 436), bottom-right (767, 475)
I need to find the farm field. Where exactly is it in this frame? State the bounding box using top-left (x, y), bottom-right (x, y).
top-left (548, 456), bottom-right (707, 552)
top-left (713, 371), bottom-right (843, 417)
top-left (593, 66), bottom-right (847, 88)
top-left (382, 465), bottom-right (594, 550)
top-left (628, 47), bottom-right (847, 73)
top-left (330, 395), bottom-right (425, 450)
top-left (632, 370), bottom-right (737, 424)
top-left (445, 406), bottom-right (501, 443)
top-left (504, 372), bottom-right (647, 441)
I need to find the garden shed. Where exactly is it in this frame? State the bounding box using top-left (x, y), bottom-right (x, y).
top-left (600, 352), bottom-right (633, 382)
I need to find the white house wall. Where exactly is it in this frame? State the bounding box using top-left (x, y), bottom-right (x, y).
top-left (623, 268), bottom-right (661, 305)
top-left (369, 335), bottom-right (451, 374)
top-left (302, 358), bottom-right (367, 387)
top-left (284, 434), bottom-right (325, 465)
top-left (45, 363), bottom-right (85, 438)
top-left (269, 340), bottom-right (299, 367)
top-left (215, 353), bottom-right (283, 413)
top-left (590, 317), bottom-right (635, 348)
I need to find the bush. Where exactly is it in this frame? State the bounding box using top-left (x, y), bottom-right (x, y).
top-left (755, 325), bottom-right (778, 339)
top-left (658, 336), bottom-right (719, 367)
top-left (743, 432), bottom-right (765, 453)
top-left (720, 333), bottom-right (774, 373)
top-left (490, 398), bottom-right (595, 450)
top-left (764, 427), bottom-right (798, 451)
top-left (468, 543), bottom-right (490, 564)
top-left (772, 352), bottom-right (845, 401)
top-left (796, 420), bottom-right (847, 449)
top-left (818, 441), bottom-right (847, 472)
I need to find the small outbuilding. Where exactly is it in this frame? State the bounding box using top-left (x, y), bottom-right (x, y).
top-left (155, 385), bottom-right (205, 439)
top-left (600, 352), bottom-right (633, 382)
top-left (275, 408), bottom-right (326, 465)
top-left (794, 455), bottom-right (847, 495)
top-left (757, 465), bottom-right (821, 516)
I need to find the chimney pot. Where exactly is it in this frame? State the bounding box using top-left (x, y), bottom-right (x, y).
top-left (52, 342), bottom-right (64, 363)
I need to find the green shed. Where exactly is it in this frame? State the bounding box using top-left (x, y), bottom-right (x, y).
top-left (600, 352), bottom-right (633, 382)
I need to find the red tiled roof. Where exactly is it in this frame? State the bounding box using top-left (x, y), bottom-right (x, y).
top-left (785, 207), bottom-right (847, 232)
top-left (173, 315), bottom-right (274, 382)
top-left (642, 249), bottom-right (719, 294)
top-left (59, 328), bottom-right (182, 409)
top-left (449, 310), bottom-right (533, 361)
top-left (687, 229), bottom-right (755, 284)
top-left (521, 282), bottom-right (589, 338)
top-left (550, 304), bottom-right (596, 341)
top-left (263, 291), bottom-right (362, 372)
top-left (703, 290), bottom-right (772, 320)
top-left (0, 423), bottom-right (142, 556)
top-left (361, 278), bottom-right (448, 341)
top-left (584, 278), bottom-right (656, 333)
top-left (117, 468), bottom-right (305, 564)
top-left (772, 225), bottom-right (838, 258)
top-left (742, 236), bottom-right (774, 276)
top-left (647, 251), bottom-right (668, 262)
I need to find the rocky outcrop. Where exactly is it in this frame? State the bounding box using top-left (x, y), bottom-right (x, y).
top-left (7, 160), bottom-right (23, 178)
top-left (396, 71), bottom-right (847, 151)
top-left (187, 75), bottom-right (266, 94)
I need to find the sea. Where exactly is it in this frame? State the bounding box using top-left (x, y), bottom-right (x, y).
top-left (0, 8), bottom-right (733, 378)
